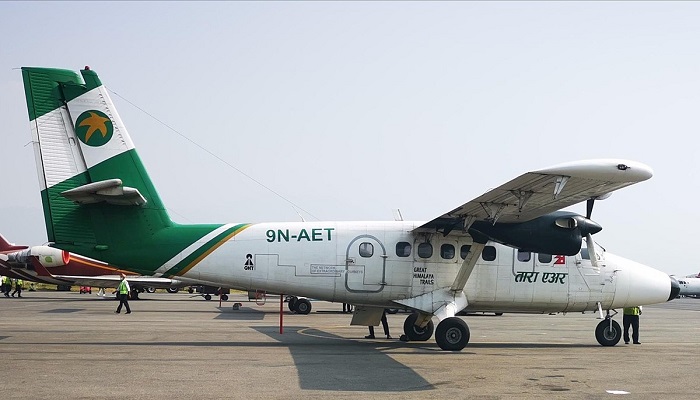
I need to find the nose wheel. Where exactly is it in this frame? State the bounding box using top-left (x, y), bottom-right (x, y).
top-left (595, 318), bottom-right (622, 346)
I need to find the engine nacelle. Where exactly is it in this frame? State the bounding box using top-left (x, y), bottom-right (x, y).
top-left (7, 246), bottom-right (70, 267)
top-left (469, 211), bottom-right (602, 256)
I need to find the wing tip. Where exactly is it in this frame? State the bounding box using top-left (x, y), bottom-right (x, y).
top-left (534, 159), bottom-right (653, 182)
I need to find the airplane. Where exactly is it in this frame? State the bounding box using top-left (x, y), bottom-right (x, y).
top-left (17, 66), bottom-right (680, 351)
top-left (676, 274), bottom-right (700, 298)
top-left (0, 234), bottom-right (185, 298)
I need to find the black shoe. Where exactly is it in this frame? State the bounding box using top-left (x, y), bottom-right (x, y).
top-left (633, 342), bottom-right (641, 344)
top-left (386, 335), bottom-right (392, 339)
top-left (126, 311), bottom-right (131, 314)
top-left (625, 341), bottom-right (629, 344)
top-left (365, 335), bottom-right (375, 339)
top-left (115, 311), bottom-right (120, 314)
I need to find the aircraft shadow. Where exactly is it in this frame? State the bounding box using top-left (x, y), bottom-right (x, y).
top-left (253, 326), bottom-right (434, 392)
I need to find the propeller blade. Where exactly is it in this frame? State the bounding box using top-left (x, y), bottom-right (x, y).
top-left (586, 233), bottom-right (599, 268)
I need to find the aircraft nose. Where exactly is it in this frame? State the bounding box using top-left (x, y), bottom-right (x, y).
top-left (668, 276), bottom-right (680, 301)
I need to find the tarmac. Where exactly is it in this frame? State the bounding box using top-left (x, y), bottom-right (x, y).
top-left (1, 290), bottom-right (698, 399)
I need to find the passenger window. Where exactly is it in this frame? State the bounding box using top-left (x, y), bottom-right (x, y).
top-left (538, 253), bottom-right (552, 263)
top-left (440, 244), bottom-right (455, 260)
top-left (396, 242), bottom-right (412, 257)
top-left (482, 245), bottom-right (496, 261)
top-left (359, 242), bottom-right (374, 258)
top-left (417, 242), bottom-right (433, 258)
top-left (460, 245), bottom-right (472, 259)
top-left (517, 250), bottom-right (531, 262)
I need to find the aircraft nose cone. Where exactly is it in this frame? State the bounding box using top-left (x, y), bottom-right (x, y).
top-left (668, 276), bottom-right (681, 301)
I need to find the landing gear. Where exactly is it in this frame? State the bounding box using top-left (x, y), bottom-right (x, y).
top-left (595, 318), bottom-right (622, 346)
top-left (287, 296), bottom-right (298, 312)
top-left (166, 287), bottom-right (180, 294)
top-left (402, 313), bottom-right (434, 341)
top-left (294, 298), bottom-right (312, 315)
top-left (145, 287), bottom-right (156, 293)
top-left (435, 317), bottom-right (470, 351)
top-left (285, 296), bottom-right (312, 314)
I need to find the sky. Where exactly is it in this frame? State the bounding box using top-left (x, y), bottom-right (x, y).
top-left (1, 2), bottom-right (699, 276)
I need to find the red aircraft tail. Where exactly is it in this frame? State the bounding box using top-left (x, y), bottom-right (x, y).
top-left (0, 234), bottom-right (28, 252)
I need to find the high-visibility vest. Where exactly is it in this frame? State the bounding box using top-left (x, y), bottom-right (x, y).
top-left (623, 306), bottom-right (641, 316)
top-left (16, 279), bottom-right (23, 287)
top-left (118, 279), bottom-right (129, 294)
top-left (1, 276), bottom-right (9, 284)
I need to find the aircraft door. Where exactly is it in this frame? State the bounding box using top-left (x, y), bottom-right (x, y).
top-left (345, 235), bottom-right (386, 293)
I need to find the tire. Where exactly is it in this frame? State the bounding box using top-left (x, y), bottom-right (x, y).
top-left (188, 287), bottom-right (194, 294)
top-left (595, 319), bottom-right (622, 346)
top-left (221, 294), bottom-right (229, 301)
top-left (386, 308), bottom-right (399, 314)
top-left (204, 294), bottom-right (212, 301)
top-left (294, 298), bottom-right (312, 315)
top-left (145, 287), bottom-right (156, 293)
top-left (435, 317), bottom-right (470, 351)
top-left (403, 313), bottom-right (434, 341)
top-left (166, 287), bottom-right (180, 294)
top-left (288, 296), bottom-right (298, 312)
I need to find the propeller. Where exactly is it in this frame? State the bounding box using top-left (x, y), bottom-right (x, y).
top-left (584, 197), bottom-right (606, 268)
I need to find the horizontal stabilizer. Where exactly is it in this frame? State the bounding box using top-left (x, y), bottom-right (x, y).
top-left (61, 179), bottom-right (146, 206)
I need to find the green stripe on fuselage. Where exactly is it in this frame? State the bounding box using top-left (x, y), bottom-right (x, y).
top-left (162, 224), bottom-right (252, 278)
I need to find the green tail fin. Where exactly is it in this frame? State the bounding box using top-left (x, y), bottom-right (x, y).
top-left (21, 67), bottom-right (223, 274)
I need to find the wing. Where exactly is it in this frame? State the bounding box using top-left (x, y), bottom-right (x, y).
top-left (416, 159), bottom-right (652, 232)
top-left (29, 257), bottom-right (180, 289)
top-left (47, 274), bottom-right (177, 289)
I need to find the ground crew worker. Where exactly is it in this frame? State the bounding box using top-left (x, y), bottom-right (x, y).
top-left (623, 306), bottom-right (642, 344)
top-left (115, 273), bottom-right (131, 314)
top-left (1, 276), bottom-right (10, 297)
top-left (11, 278), bottom-right (23, 297)
top-left (366, 309), bottom-right (391, 339)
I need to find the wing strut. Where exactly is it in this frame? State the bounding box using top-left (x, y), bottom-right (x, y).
top-left (450, 242), bottom-right (486, 292)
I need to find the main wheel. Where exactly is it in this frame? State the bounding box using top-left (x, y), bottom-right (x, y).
top-left (595, 319), bottom-right (622, 346)
top-left (403, 313), bottom-right (434, 341)
top-left (166, 287), bottom-right (180, 294)
top-left (435, 317), bottom-right (470, 351)
top-left (294, 298), bottom-right (312, 315)
top-left (145, 287), bottom-right (156, 293)
top-left (221, 294), bottom-right (229, 301)
top-left (204, 294), bottom-right (212, 301)
top-left (288, 296), bottom-right (298, 312)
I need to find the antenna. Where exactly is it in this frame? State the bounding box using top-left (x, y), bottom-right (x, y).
top-left (392, 209), bottom-right (404, 221)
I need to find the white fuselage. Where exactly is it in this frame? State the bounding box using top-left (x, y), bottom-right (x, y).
top-left (677, 277), bottom-right (700, 297)
top-left (178, 221), bottom-right (671, 313)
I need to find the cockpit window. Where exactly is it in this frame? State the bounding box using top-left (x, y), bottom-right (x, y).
top-left (538, 253), bottom-right (552, 263)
